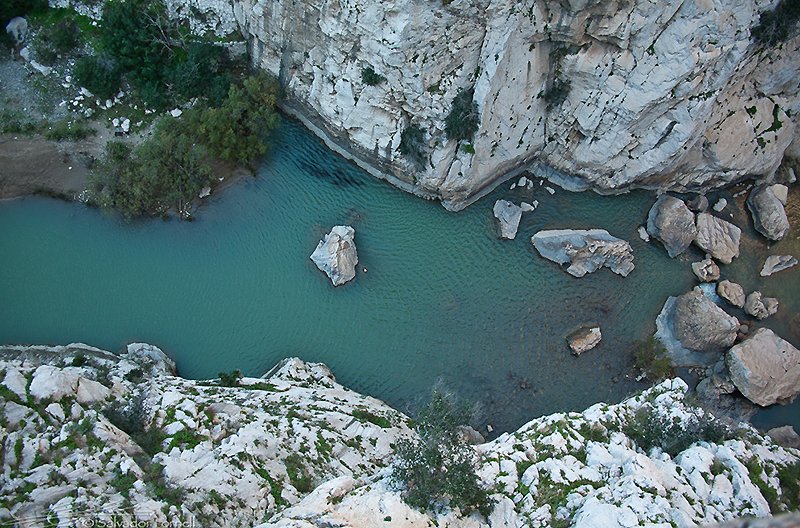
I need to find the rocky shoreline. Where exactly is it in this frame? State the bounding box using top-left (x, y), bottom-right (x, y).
top-left (1, 342), bottom-right (799, 527)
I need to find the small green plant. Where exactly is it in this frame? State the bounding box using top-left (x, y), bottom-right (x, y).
top-left (352, 409), bottom-right (391, 428)
top-left (623, 404), bottom-right (733, 457)
top-left (218, 370), bottom-right (242, 387)
top-left (284, 453), bottom-right (314, 493)
top-left (71, 353), bottom-right (88, 367)
top-left (167, 429), bottom-right (203, 451)
top-left (390, 388), bottom-right (493, 517)
top-left (44, 118), bottom-right (95, 141)
top-left (32, 18), bottom-right (80, 64)
top-left (632, 337), bottom-right (672, 381)
top-left (361, 65), bottom-right (386, 86)
top-left (751, 0), bottom-right (800, 46)
top-left (777, 462), bottom-right (800, 511)
top-left (444, 88), bottom-right (479, 142)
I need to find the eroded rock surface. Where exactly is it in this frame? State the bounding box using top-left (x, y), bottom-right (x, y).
top-left (747, 185), bottom-right (790, 241)
top-left (646, 195), bottom-right (697, 257)
top-left (694, 213), bottom-right (741, 264)
top-left (673, 287), bottom-right (740, 353)
top-left (743, 291), bottom-right (779, 320)
top-left (531, 229), bottom-right (634, 277)
top-left (727, 328), bottom-right (800, 407)
top-left (717, 280), bottom-right (746, 308)
top-left (310, 225), bottom-right (358, 286)
top-left (566, 326), bottom-right (602, 356)
top-left (493, 199), bottom-right (523, 239)
top-left (692, 257), bottom-right (720, 282)
top-left (760, 255), bottom-right (798, 277)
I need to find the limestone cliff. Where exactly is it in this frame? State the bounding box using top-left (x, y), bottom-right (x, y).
top-left (222, 0), bottom-right (800, 209)
top-left (1, 343), bottom-right (799, 527)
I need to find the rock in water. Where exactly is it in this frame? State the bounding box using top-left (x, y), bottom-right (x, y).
top-left (717, 280), bottom-right (746, 308)
top-left (743, 291), bottom-right (779, 320)
top-left (493, 200), bottom-right (523, 239)
top-left (687, 195), bottom-right (709, 212)
top-left (727, 328), bottom-right (800, 406)
top-left (310, 226), bottom-right (358, 286)
top-left (674, 287), bottom-right (739, 353)
top-left (760, 255), bottom-right (798, 277)
top-left (747, 185), bottom-right (790, 241)
top-left (531, 229), bottom-right (634, 277)
top-left (691, 257), bottom-right (720, 282)
top-left (646, 195), bottom-right (697, 257)
top-left (567, 326), bottom-right (602, 355)
top-left (767, 426), bottom-right (800, 449)
top-left (694, 213), bottom-right (741, 264)
top-left (712, 198), bottom-right (728, 212)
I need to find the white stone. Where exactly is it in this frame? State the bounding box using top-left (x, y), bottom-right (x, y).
top-left (712, 198), bottom-right (728, 212)
top-left (170, 108), bottom-right (183, 118)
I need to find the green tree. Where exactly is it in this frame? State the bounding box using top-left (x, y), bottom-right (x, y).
top-left (391, 389), bottom-right (493, 517)
top-left (444, 88), bottom-right (479, 142)
top-left (73, 55), bottom-right (121, 99)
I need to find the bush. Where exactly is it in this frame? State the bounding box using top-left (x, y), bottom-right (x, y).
top-left (390, 389), bottom-right (493, 517)
top-left (103, 391), bottom-right (166, 457)
top-left (32, 18), bottom-right (80, 64)
top-left (361, 65), bottom-right (386, 86)
top-left (623, 404), bottom-right (733, 458)
top-left (218, 370), bottom-right (242, 387)
top-left (44, 118), bottom-right (95, 141)
top-left (398, 124), bottom-right (426, 167)
top-left (752, 0), bottom-right (800, 46)
top-left (444, 88), bottom-right (479, 142)
top-left (543, 78), bottom-right (571, 107)
top-left (632, 337), bottom-right (672, 381)
top-left (169, 42), bottom-right (233, 106)
top-left (73, 55), bottom-right (121, 99)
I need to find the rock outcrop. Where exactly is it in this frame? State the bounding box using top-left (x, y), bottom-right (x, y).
top-left (718, 280), bottom-right (746, 308)
top-left (674, 287), bottom-right (740, 353)
top-left (310, 225), bottom-right (358, 286)
top-left (692, 257), bottom-right (720, 282)
top-left (743, 291), bottom-right (779, 320)
top-left (694, 213), bottom-right (741, 264)
top-left (726, 328), bottom-right (800, 407)
top-left (492, 199), bottom-right (522, 239)
top-left (566, 326), bottom-right (602, 356)
top-left (747, 185), bottom-right (790, 241)
top-left (761, 255), bottom-right (798, 277)
top-left (531, 229), bottom-right (634, 277)
top-left (646, 195), bottom-right (697, 257)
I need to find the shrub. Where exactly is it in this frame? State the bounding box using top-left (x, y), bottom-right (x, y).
top-left (218, 370), bottom-right (242, 387)
top-left (361, 65), bottom-right (386, 86)
top-left (44, 118), bottom-right (95, 141)
top-left (623, 404), bottom-right (733, 457)
top-left (169, 42), bottom-right (233, 105)
top-left (284, 453), bottom-right (314, 493)
top-left (444, 88), bottom-right (479, 142)
top-left (103, 391), bottom-right (166, 457)
top-left (391, 388), bottom-right (493, 517)
top-left (32, 18), bottom-right (80, 64)
top-left (543, 78), bottom-right (571, 107)
top-left (352, 409), bottom-right (391, 428)
top-left (752, 0), bottom-right (800, 46)
top-left (398, 124), bottom-right (427, 167)
top-left (73, 55), bottom-right (121, 99)
top-left (632, 337), bottom-right (672, 381)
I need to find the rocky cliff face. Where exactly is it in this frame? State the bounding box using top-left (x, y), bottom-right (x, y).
top-left (2, 343), bottom-right (799, 527)
top-left (221, 0), bottom-right (800, 209)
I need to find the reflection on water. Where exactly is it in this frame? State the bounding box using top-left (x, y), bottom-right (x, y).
top-left (0, 116), bottom-right (797, 433)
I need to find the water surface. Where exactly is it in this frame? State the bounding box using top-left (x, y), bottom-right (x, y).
top-left (1, 117), bottom-right (798, 433)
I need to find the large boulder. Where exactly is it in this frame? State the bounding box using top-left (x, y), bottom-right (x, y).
top-left (310, 226), bottom-right (358, 286)
top-left (717, 280), bottom-right (746, 308)
top-left (760, 255), bottom-right (798, 277)
top-left (691, 257), bottom-right (720, 282)
top-left (726, 328), bottom-right (800, 406)
top-left (673, 287), bottom-right (740, 353)
top-left (566, 326), bottom-right (602, 356)
top-left (531, 229), bottom-right (634, 277)
top-left (743, 291), bottom-right (779, 320)
top-left (694, 213), bottom-right (741, 264)
top-left (747, 185), bottom-right (790, 241)
top-left (493, 200), bottom-right (523, 239)
top-left (5, 17), bottom-right (27, 46)
top-left (646, 195), bottom-right (697, 257)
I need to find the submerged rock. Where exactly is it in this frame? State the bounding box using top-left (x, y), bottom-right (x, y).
top-left (767, 426), bottom-right (800, 450)
top-left (727, 328), bottom-right (800, 406)
top-left (691, 257), bottom-right (720, 282)
top-left (493, 200), bottom-right (523, 239)
top-left (743, 291), bottom-right (779, 320)
top-left (747, 185), bottom-right (790, 241)
top-left (310, 226), bottom-right (358, 286)
top-left (760, 255), bottom-right (798, 277)
top-left (694, 213), bottom-right (741, 264)
top-left (646, 195), bottom-right (697, 257)
top-left (717, 280), bottom-right (746, 308)
top-left (531, 229), bottom-right (634, 277)
top-left (566, 326), bottom-right (602, 356)
top-left (674, 287), bottom-right (739, 353)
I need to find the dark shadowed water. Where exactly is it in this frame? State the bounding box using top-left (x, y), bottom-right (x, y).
top-left (1, 117), bottom-right (798, 433)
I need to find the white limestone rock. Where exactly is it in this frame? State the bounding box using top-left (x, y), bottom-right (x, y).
top-left (692, 257), bottom-right (720, 283)
top-left (727, 328), bottom-right (800, 407)
top-left (747, 185), bottom-right (790, 241)
top-left (743, 292), bottom-right (779, 320)
top-left (760, 255), bottom-right (798, 277)
top-left (646, 195), bottom-right (697, 257)
top-left (310, 226), bottom-right (358, 286)
top-left (493, 199), bottom-right (523, 239)
top-left (694, 213), bottom-right (741, 264)
top-left (717, 280), bottom-right (746, 308)
top-left (531, 229), bottom-right (635, 278)
top-left (5, 17), bottom-right (28, 45)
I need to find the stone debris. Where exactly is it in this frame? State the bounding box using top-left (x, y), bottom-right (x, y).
top-left (531, 229), bottom-right (635, 277)
top-left (493, 200), bottom-right (523, 239)
top-left (691, 257), bottom-right (720, 282)
top-left (743, 291), bottom-right (779, 320)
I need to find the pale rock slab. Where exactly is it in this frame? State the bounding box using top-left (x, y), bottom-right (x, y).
top-left (694, 213), bottom-right (741, 264)
top-left (531, 229), bottom-right (634, 278)
top-left (567, 326), bottom-right (602, 356)
top-left (747, 185), bottom-right (790, 241)
top-left (692, 257), bottom-right (720, 283)
top-left (717, 280), bottom-right (746, 308)
top-left (760, 255), bottom-right (798, 277)
top-left (646, 195), bottom-right (697, 257)
top-left (727, 328), bottom-right (800, 407)
top-left (310, 226), bottom-right (358, 286)
top-left (743, 291), bottom-right (778, 320)
top-left (493, 199), bottom-right (522, 239)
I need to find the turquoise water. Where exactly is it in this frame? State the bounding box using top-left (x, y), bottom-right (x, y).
top-left (1, 117), bottom-right (798, 433)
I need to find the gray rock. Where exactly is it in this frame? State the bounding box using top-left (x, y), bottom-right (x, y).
top-left (726, 328), bottom-right (800, 406)
top-left (5, 17), bottom-right (27, 45)
top-left (695, 368), bottom-right (757, 424)
top-left (771, 184), bottom-right (789, 205)
top-left (694, 213), bottom-right (741, 264)
top-left (766, 426), bottom-right (800, 449)
top-left (493, 200), bottom-right (523, 239)
top-left (743, 291), bottom-right (779, 320)
top-left (747, 185), bottom-right (790, 241)
top-left (637, 225), bottom-right (650, 242)
top-left (760, 255), bottom-right (798, 277)
top-left (717, 280), bottom-right (746, 308)
top-left (125, 343), bottom-right (177, 375)
top-left (687, 195), bottom-right (709, 212)
top-left (646, 195), bottom-right (697, 257)
top-left (310, 226), bottom-right (358, 286)
top-left (531, 229), bottom-right (634, 277)
top-left (691, 257), bottom-right (720, 282)
top-left (566, 326), bottom-right (602, 356)
top-left (674, 287), bottom-right (740, 353)
top-left (712, 198), bottom-right (728, 212)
